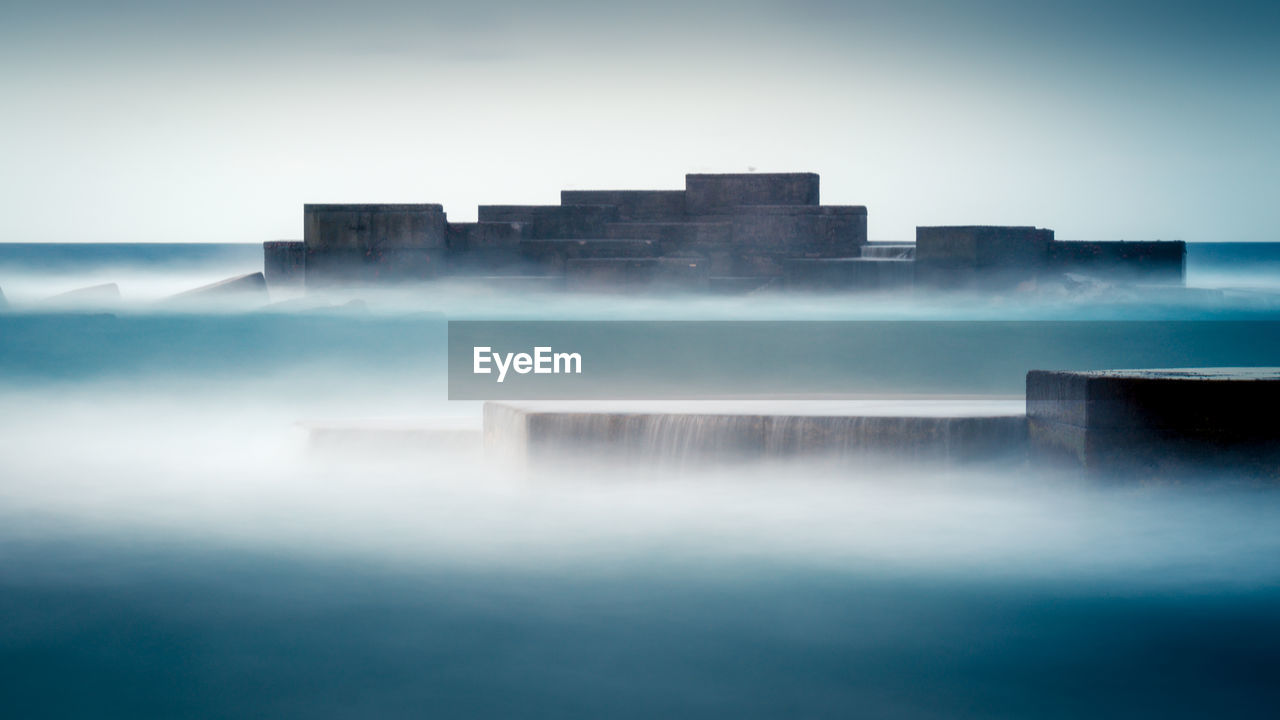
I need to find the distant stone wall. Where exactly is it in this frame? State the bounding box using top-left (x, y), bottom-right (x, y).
top-left (684, 173), bottom-right (820, 215)
top-left (1049, 241), bottom-right (1185, 282)
top-left (279, 173), bottom-right (1181, 293)
top-left (303, 204), bottom-right (447, 285)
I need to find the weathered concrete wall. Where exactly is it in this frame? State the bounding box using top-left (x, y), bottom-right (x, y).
top-left (684, 173), bottom-right (820, 215)
top-left (564, 257), bottom-right (710, 291)
top-left (728, 206), bottom-right (867, 256)
top-left (915, 226), bottom-right (1054, 288)
top-left (477, 205), bottom-right (620, 239)
top-left (522, 238), bottom-right (660, 272)
top-left (1049, 241), bottom-right (1185, 283)
top-left (484, 401), bottom-right (1027, 466)
top-left (304, 204), bottom-right (447, 285)
top-left (783, 258), bottom-right (914, 291)
top-left (1026, 368), bottom-right (1280, 478)
top-left (445, 222), bottom-right (533, 275)
top-left (263, 240), bottom-right (305, 286)
top-left (560, 190), bottom-right (686, 222)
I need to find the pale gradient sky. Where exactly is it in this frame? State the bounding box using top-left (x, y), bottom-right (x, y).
top-left (1, 0), bottom-right (1277, 242)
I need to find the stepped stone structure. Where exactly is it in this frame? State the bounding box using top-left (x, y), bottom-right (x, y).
top-left (265, 172), bottom-right (1185, 292)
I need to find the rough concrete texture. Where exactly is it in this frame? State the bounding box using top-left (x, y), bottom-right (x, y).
top-left (684, 173), bottom-right (820, 215)
top-left (477, 205), bottom-right (620, 239)
top-left (168, 272), bottom-right (269, 300)
top-left (564, 257), bottom-right (710, 291)
top-left (727, 205), bottom-right (868, 256)
top-left (1026, 368), bottom-right (1280, 478)
top-left (916, 226), bottom-right (1054, 266)
top-left (783, 258), bottom-right (914, 291)
top-left (263, 240), bottom-right (305, 286)
top-left (560, 190), bottom-right (686, 222)
top-left (305, 248), bottom-right (446, 285)
top-left (304, 204), bottom-right (446, 250)
top-left (446, 222), bottom-right (531, 251)
top-left (1049, 241), bottom-right (1185, 284)
top-left (484, 400), bottom-right (1027, 467)
top-left (521, 239), bottom-right (661, 272)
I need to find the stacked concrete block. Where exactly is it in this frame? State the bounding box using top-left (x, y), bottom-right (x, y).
top-left (1049, 241), bottom-right (1185, 284)
top-left (564, 257), bottom-right (711, 291)
top-left (560, 190), bottom-right (686, 222)
top-left (521, 238), bottom-right (661, 273)
top-left (684, 173), bottom-right (820, 215)
top-left (915, 226), bottom-right (1054, 289)
top-left (477, 205), bottom-right (620, 239)
top-left (303, 204), bottom-right (447, 285)
top-left (446, 221), bottom-right (532, 275)
top-left (1026, 368), bottom-right (1280, 478)
top-left (263, 240), bottom-right (305, 286)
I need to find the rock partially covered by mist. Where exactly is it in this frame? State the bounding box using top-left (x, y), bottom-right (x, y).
top-left (43, 282), bottom-right (122, 305)
top-left (166, 272), bottom-right (269, 303)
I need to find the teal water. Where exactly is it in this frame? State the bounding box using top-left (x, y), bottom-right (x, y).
top-left (2, 242), bottom-right (1280, 718)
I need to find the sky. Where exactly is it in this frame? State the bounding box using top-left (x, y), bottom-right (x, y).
top-left (0, 0), bottom-right (1277, 243)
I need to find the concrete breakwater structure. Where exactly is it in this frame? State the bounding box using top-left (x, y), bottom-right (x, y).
top-left (481, 369), bottom-right (1280, 480)
top-left (264, 172), bottom-right (1185, 292)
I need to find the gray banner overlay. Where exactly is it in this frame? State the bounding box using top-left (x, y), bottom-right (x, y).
top-left (447, 321), bottom-right (1280, 400)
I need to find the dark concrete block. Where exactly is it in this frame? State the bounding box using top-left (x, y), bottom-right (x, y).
top-left (783, 258), bottom-right (914, 292)
top-left (477, 205), bottom-right (620, 239)
top-left (915, 226), bottom-right (1054, 289)
top-left (604, 221), bottom-right (732, 253)
top-left (560, 190), bottom-right (686, 222)
top-left (564, 257), bottom-right (710, 291)
top-left (521, 238), bottom-right (661, 272)
top-left (1049, 241), bottom-right (1186, 284)
top-left (916, 226), bottom-right (1053, 267)
top-left (446, 222), bottom-right (531, 251)
top-left (685, 173), bottom-right (820, 215)
top-left (1026, 368), bottom-right (1280, 477)
top-left (305, 248), bottom-right (446, 285)
top-left (304, 204), bottom-right (446, 251)
top-left (263, 240), bottom-right (305, 286)
top-left (728, 205), bottom-right (867, 256)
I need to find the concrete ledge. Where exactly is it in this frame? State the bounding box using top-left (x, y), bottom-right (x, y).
top-left (485, 400), bottom-right (1027, 466)
top-left (685, 173), bottom-right (820, 215)
top-left (477, 205), bottom-right (620, 239)
top-left (916, 226), bottom-right (1053, 267)
top-left (560, 190), bottom-right (685, 221)
top-left (1049, 241), bottom-right (1185, 283)
top-left (861, 243), bottom-right (915, 260)
top-left (446, 222), bottom-right (531, 251)
top-left (521, 238), bottom-right (661, 272)
top-left (168, 272), bottom-right (268, 300)
top-left (729, 205), bottom-right (868, 256)
top-left (1026, 368), bottom-right (1280, 477)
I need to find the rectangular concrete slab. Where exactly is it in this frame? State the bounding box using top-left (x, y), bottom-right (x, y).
top-left (685, 173), bottom-right (820, 215)
top-left (1049, 241), bottom-right (1185, 283)
top-left (1026, 368), bottom-right (1280, 476)
top-left (263, 240), bottom-right (305, 286)
top-left (559, 190), bottom-right (686, 222)
top-left (477, 205), bottom-right (620, 239)
top-left (485, 399), bottom-right (1027, 466)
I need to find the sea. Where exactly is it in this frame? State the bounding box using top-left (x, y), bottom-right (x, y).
top-left (1, 242), bottom-right (1279, 718)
